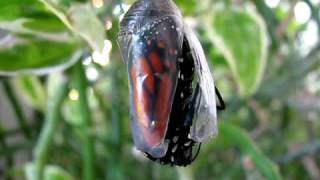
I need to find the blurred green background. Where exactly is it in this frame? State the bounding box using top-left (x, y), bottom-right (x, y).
top-left (0, 0), bottom-right (319, 179)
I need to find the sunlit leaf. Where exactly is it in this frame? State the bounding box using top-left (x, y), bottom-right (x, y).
top-left (206, 5), bottom-right (268, 96)
top-left (68, 4), bottom-right (105, 52)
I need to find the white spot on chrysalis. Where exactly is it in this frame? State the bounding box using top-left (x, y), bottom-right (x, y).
top-left (173, 136), bottom-right (178, 143)
top-left (172, 144), bottom-right (178, 153)
top-left (184, 141), bottom-right (191, 146)
top-left (171, 156), bottom-right (174, 162)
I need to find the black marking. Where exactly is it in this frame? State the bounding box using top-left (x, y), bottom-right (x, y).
top-left (215, 87), bottom-right (226, 110)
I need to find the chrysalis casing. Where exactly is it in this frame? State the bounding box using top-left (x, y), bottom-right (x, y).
top-left (117, 0), bottom-right (225, 166)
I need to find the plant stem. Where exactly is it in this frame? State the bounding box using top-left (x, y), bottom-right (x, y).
top-left (177, 167), bottom-right (194, 180)
top-left (1, 80), bottom-right (31, 139)
top-left (72, 61), bottom-right (95, 180)
top-left (33, 75), bottom-right (68, 180)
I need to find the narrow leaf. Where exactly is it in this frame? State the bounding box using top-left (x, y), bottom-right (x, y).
top-left (219, 122), bottom-right (281, 180)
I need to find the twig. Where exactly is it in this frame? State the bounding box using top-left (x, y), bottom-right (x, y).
top-left (1, 80), bottom-right (31, 139)
top-left (274, 141), bottom-right (320, 164)
top-left (72, 61), bottom-right (96, 180)
top-left (275, 0), bottom-right (299, 38)
top-left (33, 75), bottom-right (68, 180)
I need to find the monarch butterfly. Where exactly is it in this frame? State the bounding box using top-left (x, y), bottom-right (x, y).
top-left (117, 0), bottom-right (225, 166)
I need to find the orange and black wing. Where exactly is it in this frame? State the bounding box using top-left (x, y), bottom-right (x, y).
top-left (118, 15), bottom-right (184, 158)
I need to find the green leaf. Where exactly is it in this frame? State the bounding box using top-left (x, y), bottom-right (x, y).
top-left (0, 1), bottom-right (104, 76)
top-left (218, 122), bottom-right (281, 180)
top-left (0, 0), bottom-right (70, 43)
top-left (0, 1), bottom-right (81, 76)
top-left (0, 18), bottom-right (70, 41)
top-left (0, 38), bottom-right (81, 75)
top-left (206, 5), bottom-right (268, 96)
top-left (44, 165), bottom-right (74, 180)
top-left (23, 17), bottom-right (67, 33)
top-left (38, 0), bottom-right (105, 52)
top-left (0, 0), bottom-right (70, 33)
top-left (25, 163), bottom-right (74, 180)
top-left (0, 0), bottom-right (46, 20)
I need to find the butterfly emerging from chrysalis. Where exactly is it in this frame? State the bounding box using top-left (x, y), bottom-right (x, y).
top-left (117, 0), bottom-right (225, 166)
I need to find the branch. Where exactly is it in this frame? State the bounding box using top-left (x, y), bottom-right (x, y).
top-left (33, 74), bottom-right (68, 180)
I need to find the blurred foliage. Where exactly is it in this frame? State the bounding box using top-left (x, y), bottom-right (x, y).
top-left (0, 0), bottom-right (320, 180)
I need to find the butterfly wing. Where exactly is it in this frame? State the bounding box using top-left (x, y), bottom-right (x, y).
top-left (118, 15), bottom-right (184, 158)
top-left (183, 26), bottom-right (218, 142)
